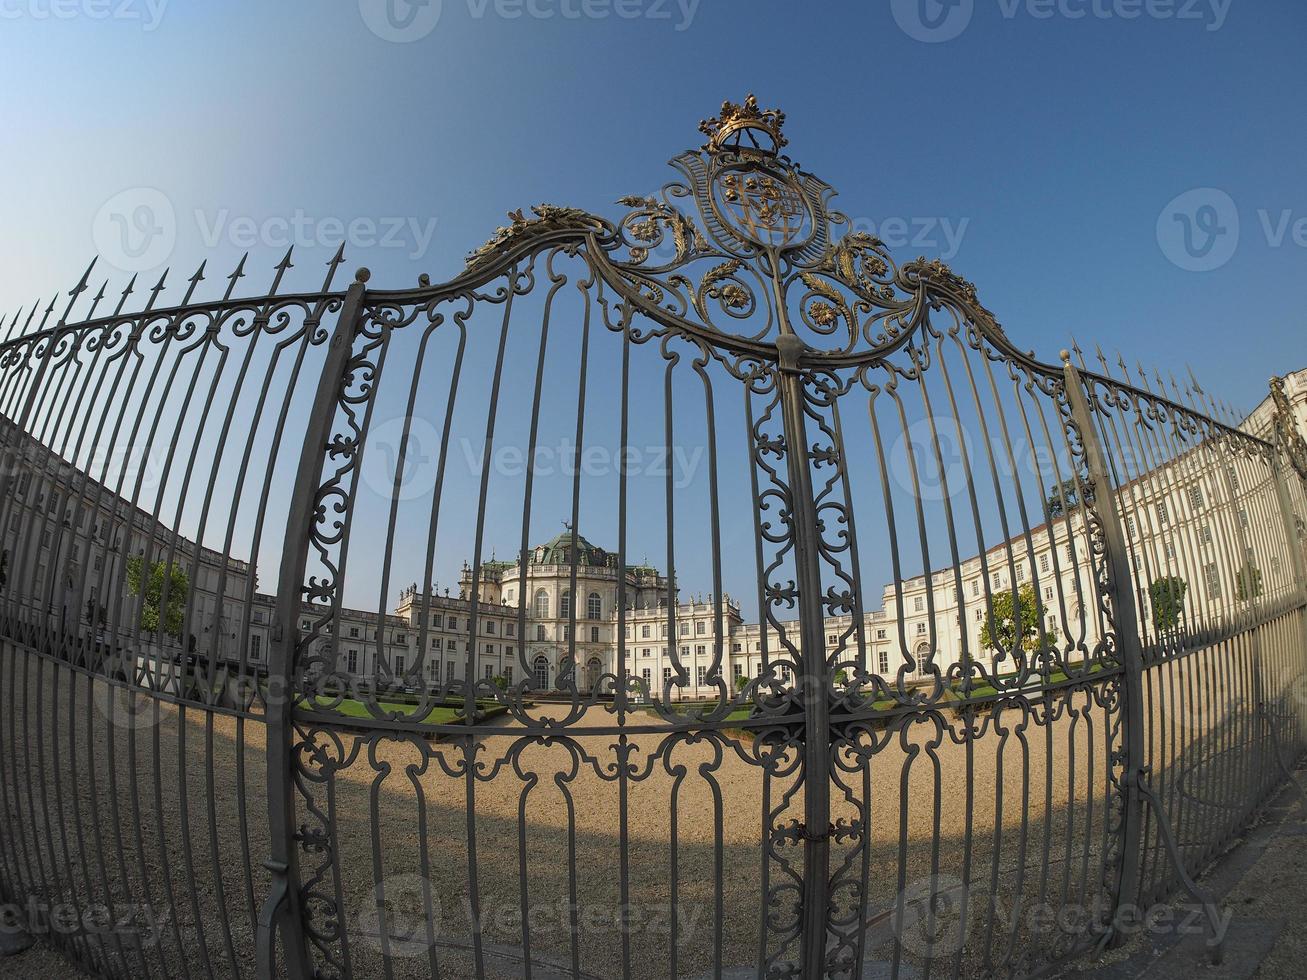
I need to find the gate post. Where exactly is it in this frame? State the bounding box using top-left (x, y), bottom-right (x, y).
top-left (775, 334), bottom-right (832, 979)
top-left (1059, 354), bottom-right (1147, 940)
top-left (258, 270), bottom-right (371, 980)
top-left (1271, 452), bottom-right (1307, 601)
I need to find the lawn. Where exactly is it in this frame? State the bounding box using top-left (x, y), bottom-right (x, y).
top-left (300, 694), bottom-right (509, 725)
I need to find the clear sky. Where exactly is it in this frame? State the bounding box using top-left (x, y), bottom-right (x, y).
top-left (2, 0), bottom-right (1304, 610)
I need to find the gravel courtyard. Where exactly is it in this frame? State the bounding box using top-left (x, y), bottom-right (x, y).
top-left (1, 638), bottom-right (1298, 980)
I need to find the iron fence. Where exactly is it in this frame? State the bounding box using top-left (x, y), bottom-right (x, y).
top-left (1, 97), bottom-right (1306, 980)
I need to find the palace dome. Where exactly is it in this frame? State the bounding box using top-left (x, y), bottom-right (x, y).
top-left (529, 531), bottom-right (610, 567)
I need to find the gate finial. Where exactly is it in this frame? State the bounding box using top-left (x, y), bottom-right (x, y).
top-left (699, 94), bottom-right (787, 153)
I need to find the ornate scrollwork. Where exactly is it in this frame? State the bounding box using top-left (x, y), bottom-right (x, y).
top-left (1271, 374), bottom-right (1307, 478)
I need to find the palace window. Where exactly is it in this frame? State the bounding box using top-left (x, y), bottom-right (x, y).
top-left (877, 650), bottom-right (889, 674)
top-left (347, 650), bottom-right (358, 674)
top-left (916, 622), bottom-right (927, 635)
top-left (695, 621), bottom-right (706, 635)
top-left (679, 622), bottom-right (689, 636)
top-left (1040, 554), bottom-right (1050, 573)
top-left (394, 656), bottom-right (405, 675)
top-left (587, 593), bottom-right (601, 619)
top-left (733, 663), bottom-right (742, 678)
top-left (1204, 562), bottom-right (1222, 600)
top-left (448, 617), bottom-right (458, 631)
top-left (1188, 485), bottom-right (1204, 510)
top-left (249, 635), bottom-right (262, 661)
top-left (913, 596), bottom-right (924, 612)
top-left (533, 590), bottom-right (550, 618)
top-left (663, 667), bottom-right (672, 683)
top-left (431, 614), bottom-right (442, 628)
top-left (506, 622), bottom-right (514, 636)
top-left (447, 662), bottom-right (455, 682)
top-left (536, 625), bottom-right (546, 642)
top-left (590, 627), bottom-right (599, 643)
top-left (560, 590), bottom-right (572, 619)
top-left (697, 666), bottom-right (706, 687)
top-left (641, 624), bottom-right (651, 639)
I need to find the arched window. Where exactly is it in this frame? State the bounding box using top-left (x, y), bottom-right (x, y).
top-left (586, 656), bottom-right (603, 689)
top-left (533, 589), bottom-right (550, 618)
top-left (587, 592), bottom-right (602, 620)
top-left (915, 642), bottom-right (932, 674)
top-left (560, 590), bottom-right (572, 619)
top-left (532, 655), bottom-right (550, 691)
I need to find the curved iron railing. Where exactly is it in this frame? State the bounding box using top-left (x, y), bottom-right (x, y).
top-left (1, 97), bottom-right (1305, 980)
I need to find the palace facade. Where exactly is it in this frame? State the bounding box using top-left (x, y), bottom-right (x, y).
top-left (3, 368), bottom-right (1305, 701)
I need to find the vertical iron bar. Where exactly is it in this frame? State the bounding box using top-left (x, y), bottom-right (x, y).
top-left (775, 333), bottom-right (831, 979)
top-left (1059, 354), bottom-right (1147, 937)
top-left (259, 270), bottom-right (370, 980)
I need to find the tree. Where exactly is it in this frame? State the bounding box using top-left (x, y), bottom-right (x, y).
top-left (1046, 479), bottom-right (1094, 519)
top-left (1235, 562), bottom-right (1263, 603)
top-left (125, 556), bottom-right (189, 638)
top-left (732, 673), bottom-right (749, 693)
top-left (978, 584), bottom-right (1056, 653)
top-left (491, 674), bottom-right (509, 692)
top-left (1148, 575), bottom-right (1187, 631)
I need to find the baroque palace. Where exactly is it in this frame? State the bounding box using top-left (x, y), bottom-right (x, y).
top-left (4, 370), bottom-right (1306, 701)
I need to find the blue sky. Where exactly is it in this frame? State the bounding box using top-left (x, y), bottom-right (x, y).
top-left (2, 0), bottom-right (1303, 414)
top-left (2, 0), bottom-right (1304, 610)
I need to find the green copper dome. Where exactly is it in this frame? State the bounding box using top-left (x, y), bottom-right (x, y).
top-left (530, 531), bottom-right (610, 566)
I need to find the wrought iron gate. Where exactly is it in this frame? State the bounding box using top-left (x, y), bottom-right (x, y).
top-left (2, 96), bottom-right (1306, 980)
